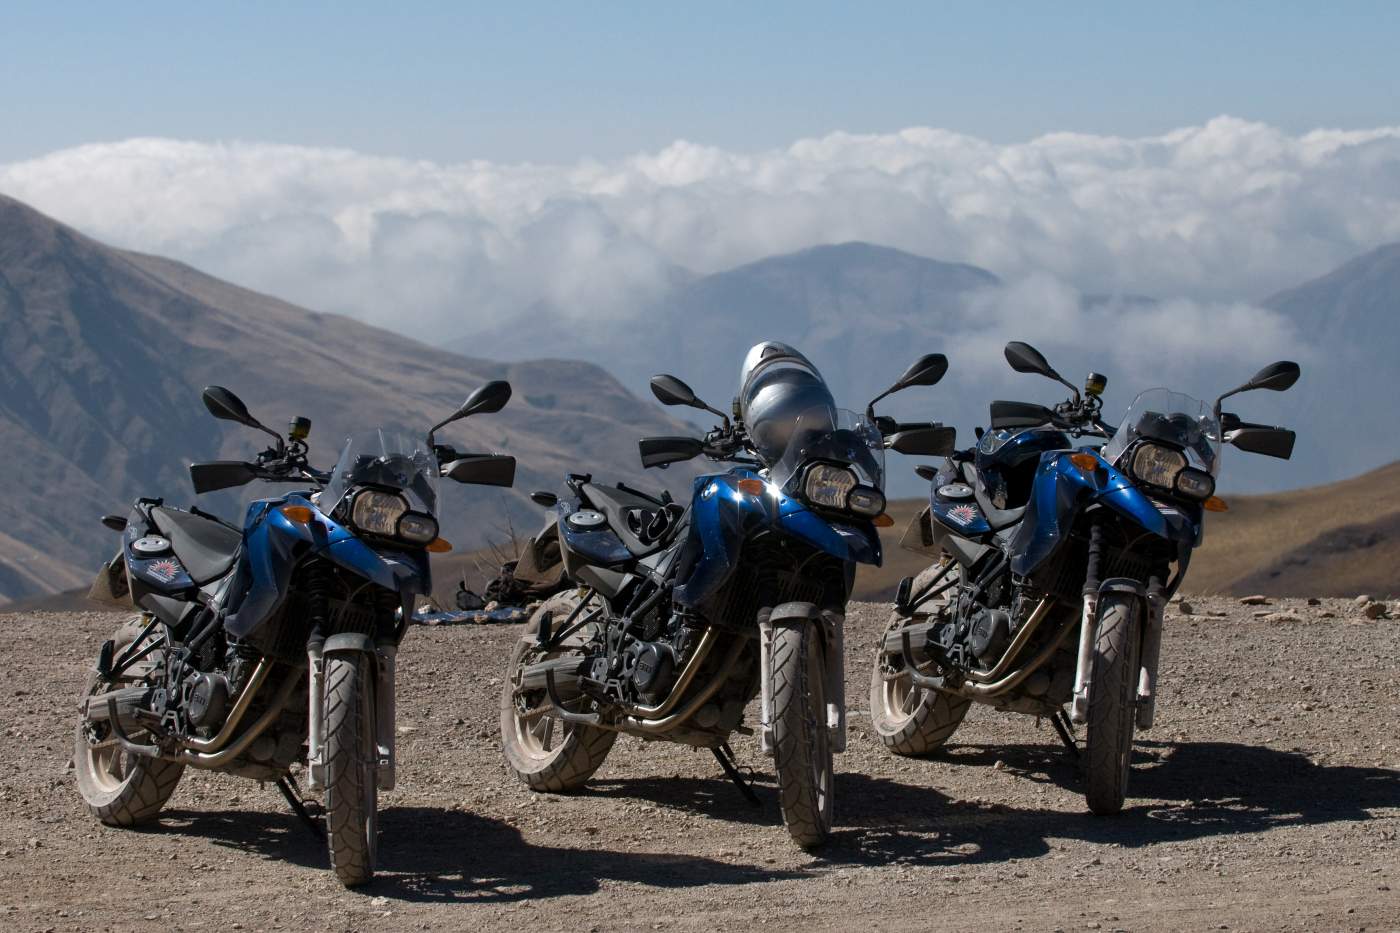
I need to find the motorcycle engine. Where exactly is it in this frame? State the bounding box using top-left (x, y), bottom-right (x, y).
top-left (585, 608), bottom-right (690, 706)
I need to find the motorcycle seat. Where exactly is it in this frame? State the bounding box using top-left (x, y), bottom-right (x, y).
top-left (151, 507), bottom-right (242, 585)
top-left (581, 483), bottom-right (672, 558)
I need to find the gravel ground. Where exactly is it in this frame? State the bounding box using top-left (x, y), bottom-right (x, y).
top-left (2, 596), bottom-right (1398, 932)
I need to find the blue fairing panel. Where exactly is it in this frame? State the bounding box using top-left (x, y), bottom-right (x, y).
top-left (672, 470), bottom-right (880, 609)
top-left (1008, 452), bottom-right (1199, 577)
top-left (226, 493), bottom-right (429, 638)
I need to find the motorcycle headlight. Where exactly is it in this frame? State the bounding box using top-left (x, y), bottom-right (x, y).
top-left (1174, 467), bottom-right (1215, 501)
top-left (396, 511), bottom-right (439, 545)
top-left (846, 487), bottom-right (886, 518)
top-left (1129, 443), bottom-right (1188, 490)
top-left (350, 490), bottom-right (408, 537)
top-left (803, 464), bottom-right (858, 509)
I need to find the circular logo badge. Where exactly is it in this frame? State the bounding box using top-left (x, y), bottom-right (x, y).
top-left (131, 535), bottom-right (172, 556)
top-left (567, 510), bottom-right (607, 529)
top-left (937, 483), bottom-right (974, 500)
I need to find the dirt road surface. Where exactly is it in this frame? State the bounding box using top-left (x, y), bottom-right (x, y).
top-left (2, 597), bottom-right (1398, 932)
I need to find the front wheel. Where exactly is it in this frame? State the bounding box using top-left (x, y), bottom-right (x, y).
top-left (770, 620), bottom-right (834, 849)
top-left (322, 653), bottom-right (378, 887)
top-left (1083, 593), bottom-right (1142, 815)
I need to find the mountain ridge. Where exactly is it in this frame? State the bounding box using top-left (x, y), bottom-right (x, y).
top-left (0, 193), bottom-right (692, 604)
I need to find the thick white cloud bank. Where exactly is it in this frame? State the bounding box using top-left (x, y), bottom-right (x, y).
top-left (3, 117), bottom-right (1399, 339)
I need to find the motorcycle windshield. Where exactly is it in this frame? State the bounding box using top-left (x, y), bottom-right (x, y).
top-left (1103, 389), bottom-right (1222, 476)
top-left (767, 405), bottom-right (885, 494)
top-left (318, 429), bottom-right (440, 517)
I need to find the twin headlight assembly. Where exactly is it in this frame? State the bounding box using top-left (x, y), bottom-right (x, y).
top-left (347, 490), bottom-right (439, 546)
top-left (1127, 443), bottom-right (1215, 502)
top-left (799, 463), bottom-right (886, 518)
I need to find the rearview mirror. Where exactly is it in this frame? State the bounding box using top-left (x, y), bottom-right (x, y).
top-left (457, 380), bottom-right (513, 419)
top-left (1004, 342), bottom-right (1081, 399)
top-left (866, 352), bottom-right (949, 417)
top-left (201, 386), bottom-right (284, 448)
top-left (1246, 360), bottom-right (1301, 393)
top-left (1214, 360), bottom-right (1301, 417)
top-left (893, 353), bottom-right (948, 390)
top-left (650, 374), bottom-right (701, 408)
top-left (202, 386), bottom-right (256, 426)
top-left (1004, 342), bottom-right (1055, 378)
top-left (429, 380), bottom-right (513, 448)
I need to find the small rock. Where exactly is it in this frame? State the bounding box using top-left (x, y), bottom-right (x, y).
top-left (993, 759), bottom-right (1007, 771)
top-left (1240, 595), bottom-right (1270, 606)
top-left (1252, 610), bottom-right (1272, 618)
top-left (370, 896), bottom-right (389, 907)
top-left (1319, 610), bottom-right (1337, 619)
top-left (1177, 601), bottom-right (1194, 615)
top-left (1362, 601), bottom-right (1387, 620)
top-left (1265, 613), bottom-right (1302, 623)
top-left (1354, 594), bottom-right (1373, 606)
top-left (1306, 597), bottom-right (1322, 606)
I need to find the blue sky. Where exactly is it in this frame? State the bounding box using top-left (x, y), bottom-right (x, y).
top-left (3, 1), bottom-right (1397, 163)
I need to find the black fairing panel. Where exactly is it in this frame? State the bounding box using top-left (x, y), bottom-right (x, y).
top-left (150, 507), bottom-right (242, 585)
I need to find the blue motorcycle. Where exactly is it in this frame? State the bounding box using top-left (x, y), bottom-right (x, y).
top-left (500, 342), bottom-right (953, 847)
top-left (871, 341), bottom-right (1300, 814)
top-left (74, 381), bottom-right (515, 886)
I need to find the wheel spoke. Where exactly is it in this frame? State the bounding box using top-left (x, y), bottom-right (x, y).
top-left (541, 716), bottom-right (555, 752)
top-left (104, 749), bottom-right (125, 781)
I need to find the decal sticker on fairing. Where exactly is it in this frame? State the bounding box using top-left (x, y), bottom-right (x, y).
top-left (946, 504), bottom-right (980, 526)
top-left (146, 558), bottom-right (183, 583)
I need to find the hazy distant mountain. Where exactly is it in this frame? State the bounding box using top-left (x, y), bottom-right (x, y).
top-left (452, 240), bottom-right (1000, 410)
top-left (450, 237), bottom-right (1400, 496)
top-left (0, 195), bottom-right (690, 604)
top-left (1260, 242), bottom-right (1400, 488)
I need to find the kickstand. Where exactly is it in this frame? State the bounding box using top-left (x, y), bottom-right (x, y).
top-left (276, 775), bottom-right (325, 840)
top-left (1050, 710), bottom-right (1080, 760)
top-left (712, 743), bottom-right (762, 808)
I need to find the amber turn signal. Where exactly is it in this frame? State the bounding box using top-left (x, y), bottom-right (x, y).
top-left (1203, 496), bottom-right (1229, 512)
top-left (426, 537), bottom-right (453, 553)
top-left (872, 513), bottom-right (895, 527)
top-left (280, 505), bottom-right (315, 524)
top-left (1069, 452), bottom-right (1099, 472)
top-left (736, 478), bottom-right (766, 496)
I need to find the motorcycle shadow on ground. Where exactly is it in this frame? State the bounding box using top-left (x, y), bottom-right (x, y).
top-left (148, 801), bottom-right (802, 902)
top-left (144, 739), bottom-right (1396, 898)
top-left (818, 739), bottom-right (1400, 867)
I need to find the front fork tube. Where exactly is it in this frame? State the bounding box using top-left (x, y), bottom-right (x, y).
top-left (1135, 579), bottom-right (1166, 730)
top-left (374, 643), bottom-right (397, 791)
top-left (1069, 520), bottom-right (1104, 726)
top-left (304, 639), bottom-right (398, 793)
top-left (1068, 593), bottom-right (1099, 725)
